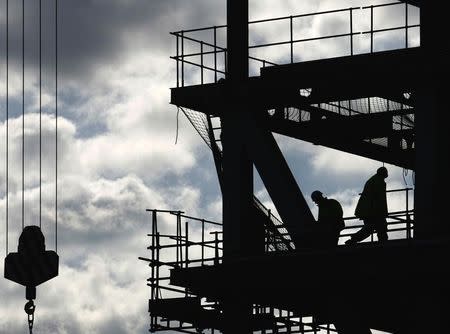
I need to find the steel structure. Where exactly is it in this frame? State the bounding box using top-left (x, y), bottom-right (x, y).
top-left (141, 1), bottom-right (450, 333)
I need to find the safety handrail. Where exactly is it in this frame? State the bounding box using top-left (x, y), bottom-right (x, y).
top-left (172, 2), bottom-right (420, 87)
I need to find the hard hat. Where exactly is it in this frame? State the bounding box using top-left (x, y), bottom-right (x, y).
top-left (311, 190), bottom-right (323, 202)
top-left (377, 166), bottom-right (388, 177)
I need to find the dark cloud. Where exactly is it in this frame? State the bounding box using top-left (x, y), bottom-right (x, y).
top-left (1, 0), bottom-right (225, 84)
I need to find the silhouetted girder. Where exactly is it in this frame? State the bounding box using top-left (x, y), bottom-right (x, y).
top-left (399, 0), bottom-right (421, 7)
top-left (149, 297), bottom-right (278, 331)
top-left (379, 92), bottom-right (415, 107)
top-left (171, 49), bottom-right (419, 114)
top-left (246, 115), bottom-right (316, 246)
top-left (267, 109), bottom-right (415, 169)
top-left (270, 117), bottom-right (414, 170)
top-left (206, 115), bottom-right (295, 251)
top-left (171, 79), bottom-right (409, 116)
top-left (260, 48), bottom-right (420, 105)
top-left (149, 297), bottom-right (221, 330)
top-left (282, 108), bottom-right (414, 140)
top-left (170, 238), bottom-right (450, 333)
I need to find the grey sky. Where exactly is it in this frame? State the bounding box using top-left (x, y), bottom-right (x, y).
top-left (1, 1), bottom-right (415, 333)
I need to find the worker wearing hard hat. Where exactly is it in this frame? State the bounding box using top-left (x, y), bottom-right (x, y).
top-left (346, 166), bottom-right (389, 245)
top-left (311, 190), bottom-right (345, 247)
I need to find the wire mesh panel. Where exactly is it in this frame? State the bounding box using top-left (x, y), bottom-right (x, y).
top-left (180, 107), bottom-right (212, 148)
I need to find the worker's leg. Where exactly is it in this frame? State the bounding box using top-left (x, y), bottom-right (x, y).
top-left (332, 230), bottom-right (341, 246)
top-left (375, 217), bottom-right (388, 241)
top-left (345, 219), bottom-right (374, 244)
top-left (322, 230), bottom-right (339, 248)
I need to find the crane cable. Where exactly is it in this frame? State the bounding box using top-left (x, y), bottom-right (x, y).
top-left (39, 0), bottom-right (42, 229)
top-left (5, 0), bottom-right (9, 256)
top-left (22, 0), bottom-right (24, 231)
top-left (3, 0), bottom-right (59, 241)
top-left (4, 0), bottom-right (59, 331)
top-left (55, 0), bottom-right (58, 253)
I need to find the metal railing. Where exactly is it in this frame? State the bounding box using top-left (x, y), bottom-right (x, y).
top-left (171, 2), bottom-right (420, 87)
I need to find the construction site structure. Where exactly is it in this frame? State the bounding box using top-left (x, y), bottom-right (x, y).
top-left (140, 1), bottom-right (450, 333)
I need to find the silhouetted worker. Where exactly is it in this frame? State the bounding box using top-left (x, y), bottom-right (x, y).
top-left (345, 166), bottom-right (389, 245)
top-left (311, 190), bottom-right (345, 247)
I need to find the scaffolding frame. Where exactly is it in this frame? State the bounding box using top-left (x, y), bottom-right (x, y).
top-left (140, 187), bottom-right (414, 333)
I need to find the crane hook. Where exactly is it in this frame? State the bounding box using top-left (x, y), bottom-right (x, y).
top-left (24, 299), bottom-right (35, 334)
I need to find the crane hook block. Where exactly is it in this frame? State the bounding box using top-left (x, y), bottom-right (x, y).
top-left (4, 226), bottom-right (59, 297)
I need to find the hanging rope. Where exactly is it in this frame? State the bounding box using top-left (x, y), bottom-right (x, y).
top-left (5, 0), bottom-right (9, 255)
top-left (175, 107), bottom-right (180, 144)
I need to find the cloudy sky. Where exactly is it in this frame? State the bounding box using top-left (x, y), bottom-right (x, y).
top-left (0, 1), bottom-right (417, 333)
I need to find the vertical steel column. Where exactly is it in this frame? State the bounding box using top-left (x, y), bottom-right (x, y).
top-left (226, 0), bottom-right (248, 81)
top-left (222, 0), bottom-right (253, 259)
top-left (412, 5), bottom-right (450, 331)
top-left (222, 2), bottom-right (253, 334)
top-left (415, 3), bottom-right (450, 240)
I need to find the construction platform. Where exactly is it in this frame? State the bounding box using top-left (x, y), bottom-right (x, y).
top-left (169, 238), bottom-right (450, 333)
top-left (171, 48), bottom-right (416, 170)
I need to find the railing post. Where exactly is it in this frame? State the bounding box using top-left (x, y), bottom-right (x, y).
top-left (214, 232), bottom-right (219, 265)
top-left (151, 210), bottom-right (157, 301)
top-left (349, 8), bottom-right (353, 56)
top-left (267, 209), bottom-right (272, 251)
top-left (370, 6), bottom-right (374, 53)
top-left (181, 30), bottom-right (185, 87)
top-left (224, 50), bottom-right (228, 76)
top-left (176, 34), bottom-right (179, 88)
top-left (200, 41), bottom-right (204, 84)
top-left (185, 220), bottom-right (189, 268)
top-left (176, 212), bottom-right (181, 265)
top-left (406, 188), bottom-right (411, 239)
top-left (290, 16), bottom-right (294, 63)
top-left (201, 219), bottom-right (205, 266)
top-left (214, 26), bottom-right (218, 83)
top-left (405, 3), bottom-right (408, 48)
top-left (156, 232), bottom-right (160, 300)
